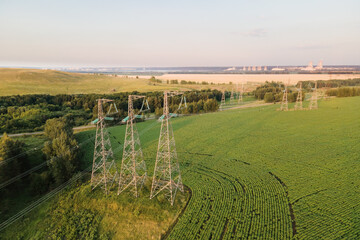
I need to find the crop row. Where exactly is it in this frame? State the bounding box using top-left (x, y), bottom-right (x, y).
top-left (168, 158), bottom-right (293, 239)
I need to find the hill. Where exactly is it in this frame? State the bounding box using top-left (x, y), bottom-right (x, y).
top-left (0, 68), bottom-right (178, 96)
top-left (0, 68), bottom-right (235, 96)
top-left (1, 96), bottom-right (359, 239)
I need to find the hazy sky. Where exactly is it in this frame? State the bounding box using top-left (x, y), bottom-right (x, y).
top-left (0, 0), bottom-right (359, 67)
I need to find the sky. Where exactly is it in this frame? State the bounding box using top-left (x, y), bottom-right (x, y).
top-left (0, 0), bottom-right (359, 67)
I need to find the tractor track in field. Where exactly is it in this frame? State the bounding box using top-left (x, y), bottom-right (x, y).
top-left (292, 188), bottom-right (328, 205)
top-left (269, 171), bottom-right (297, 237)
top-left (161, 185), bottom-right (193, 240)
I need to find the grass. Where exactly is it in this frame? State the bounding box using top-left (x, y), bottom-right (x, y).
top-left (0, 68), bottom-right (234, 96)
top-left (1, 96), bottom-right (360, 239)
top-left (1, 181), bottom-right (190, 240)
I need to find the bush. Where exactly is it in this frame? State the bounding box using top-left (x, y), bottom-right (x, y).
top-left (264, 92), bottom-right (275, 103)
top-left (30, 171), bottom-right (51, 195)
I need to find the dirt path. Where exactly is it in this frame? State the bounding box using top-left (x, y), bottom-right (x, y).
top-left (0, 125), bottom-right (96, 138)
top-left (221, 102), bottom-right (273, 111)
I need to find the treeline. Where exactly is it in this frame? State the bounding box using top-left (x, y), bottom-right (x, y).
top-left (166, 79), bottom-right (213, 85)
top-left (326, 87), bottom-right (360, 97)
top-left (149, 76), bottom-right (214, 85)
top-left (253, 81), bottom-right (303, 103)
top-left (299, 78), bottom-right (360, 88)
top-left (0, 90), bottom-right (222, 133)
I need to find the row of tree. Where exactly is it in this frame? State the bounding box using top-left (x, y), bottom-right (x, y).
top-left (326, 87), bottom-right (360, 97)
top-left (300, 78), bottom-right (360, 88)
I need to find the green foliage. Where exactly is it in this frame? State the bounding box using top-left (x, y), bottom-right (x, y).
top-left (44, 118), bottom-right (73, 139)
top-left (300, 78), bottom-right (360, 88)
top-left (46, 207), bottom-right (102, 240)
top-left (0, 90), bottom-right (221, 133)
top-left (2, 97), bottom-right (360, 239)
top-left (180, 80), bottom-right (197, 85)
top-left (0, 181), bottom-right (189, 240)
top-left (253, 81), bottom-right (285, 101)
top-left (30, 171), bottom-right (51, 196)
top-left (0, 133), bottom-right (28, 188)
top-left (0, 133), bottom-right (29, 217)
top-left (326, 87), bottom-right (360, 97)
top-left (43, 118), bottom-right (80, 185)
top-left (73, 97), bottom-right (360, 239)
top-left (264, 92), bottom-right (275, 103)
top-left (254, 81), bottom-right (303, 103)
top-left (203, 99), bottom-right (219, 112)
top-left (149, 76), bottom-right (162, 84)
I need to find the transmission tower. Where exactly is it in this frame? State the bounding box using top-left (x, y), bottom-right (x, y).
top-left (309, 81), bottom-right (318, 110)
top-left (294, 82), bottom-right (303, 110)
top-left (221, 90), bottom-right (226, 106)
top-left (280, 83), bottom-right (288, 111)
top-left (91, 99), bottom-right (118, 195)
top-left (238, 83), bottom-right (244, 103)
top-left (118, 95), bottom-right (148, 197)
top-left (150, 91), bottom-right (184, 205)
top-left (230, 88), bottom-right (235, 104)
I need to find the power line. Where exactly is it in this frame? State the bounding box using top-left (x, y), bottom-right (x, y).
top-left (0, 98), bottom-right (188, 231)
top-left (0, 137), bottom-right (93, 191)
top-left (0, 146), bottom-right (40, 167)
top-left (0, 112), bottom-right (162, 232)
top-left (0, 165), bottom-right (92, 232)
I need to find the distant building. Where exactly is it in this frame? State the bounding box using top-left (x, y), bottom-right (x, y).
top-left (271, 67), bottom-right (285, 71)
top-left (257, 66), bottom-right (262, 71)
top-left (225, 67), bottom-right (236, 71)
top-left (243, 66), bottom-right (246, 71)
top-left (301, 61), bottom-right (315, 71)
top-left (264, 66), bottom-right (268, 71)
top-left (315, 60), bottom-right (323, 70)
top-left (252, 66), bottom-right (256, 71)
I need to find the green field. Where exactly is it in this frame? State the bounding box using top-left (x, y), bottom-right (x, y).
top-left (0, 68), bottom-right (230, 96)
top-left (1, 96), bottom-right (359, 239)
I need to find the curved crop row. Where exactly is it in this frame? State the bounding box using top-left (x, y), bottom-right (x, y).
top-left (168, 158), bottom-right (293, 239)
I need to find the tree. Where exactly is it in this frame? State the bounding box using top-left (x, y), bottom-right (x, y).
top-left (44, 117), bottom-right (73, 139)
top-left (0, 133), bottom-right (29, 193)
top-left (43, 118), bottom-right (80, 185)
top-left (264, 92), bottom-right (275, 103)
top-left (204, 99), bottom-right (219, 112)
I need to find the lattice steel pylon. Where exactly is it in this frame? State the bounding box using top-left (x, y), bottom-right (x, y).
top-left (221, 90), bottom-right (226, 106)
top-left (280, 83), bottom-right (288, 111)
top-left (118, 95), bottom-right (148, 197)
top-left (230, 88), bottom-right (235, 104)
top-left (91, 99), bottom-right (118, 195)
top-left (238, 83), bottom-right (244, 103)
top-left (309, 81), bottom-right (318, 110)
top-left (150, 91), bottom-right (184, 205)
top-left (294, 82), bottom-right (303, 110)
